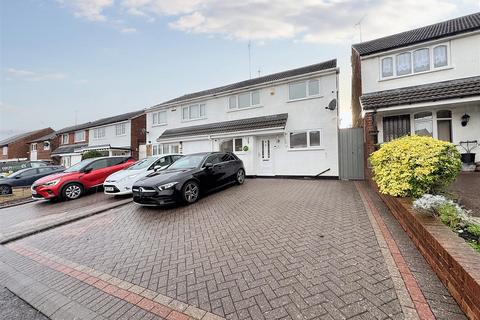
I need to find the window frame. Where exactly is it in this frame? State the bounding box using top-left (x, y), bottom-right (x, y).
top-left (182, 103), bottom-right (206, 121)
top-left (152, 110), bottom-right (167, 126)
top-left (288, 129), bottom-right (323, 150)
top-left (288, 79), bottom-right (321, 101)
top-left (115, 123), bottom-right (127, 136)
top-left (379, 42), bottom-right (450, 80)
top-left (219, 138), bottom-right (244, 153)
top-left (152, 143), bottom-right (180, 155)
top-left (93, 127), bottom-right (106, 140)
top-left (31, 143), bottom-right (37, 151)
top-left (61, 134), bottom-right (69, 145)
top-left (74, 130), bottom-right (85, 142)
top-left (228, 91), bottom-right (261, 110)
top-left (2, 146), bottom-right (7, 155)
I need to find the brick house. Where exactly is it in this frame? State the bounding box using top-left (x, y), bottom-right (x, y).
top-left (28, 132), bottom-right (59, 163)
top-left (351, 13), bottom-right (480, 177)
top-left (51, 110), bottom-right (146, 167)
top-left (0, 128), bottom-right (54, 161)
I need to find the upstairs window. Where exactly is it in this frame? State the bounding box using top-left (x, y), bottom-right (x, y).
top-left (115, 123), bottom-right (126, 136)
top-left (433, 45), bottom-right (448, 68)
top-left (288, 79), bottom-right (320, 100)
top-left (229, 91), bottom-right (260, 110)
top-left (74, 130), bottom-right (85, 142)
top-left (61, 134), bottom-right (69, 145)
top-left (396, 52), bottom-right (412, 76)
top-left (152, 111), bottom-right (167, 125)
top-left (182, 104), bottom-right (206, 121)
top-left (381, 57), bottom-right (393, 77)
top-left (93, 127), bottom-right (106, 139)
top-left (413, 48), bottom-right (430, 73)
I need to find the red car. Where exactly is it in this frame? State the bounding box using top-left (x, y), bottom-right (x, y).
top-left (31, 156), bottom-right (135, 201)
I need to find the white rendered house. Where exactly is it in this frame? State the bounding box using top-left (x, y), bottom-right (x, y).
top-left (145, 59), bottom-right (340, 177)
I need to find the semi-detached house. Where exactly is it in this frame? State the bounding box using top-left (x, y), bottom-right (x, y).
top-left (352, 12), bottom-right (480, 176)
top-left (146, 59), bottom-right (339, 177)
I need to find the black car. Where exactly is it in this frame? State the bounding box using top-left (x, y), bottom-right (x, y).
top-left (0, 165), bottom-right (65, 195)
top-left (132, 152), bottom-right (245, 206)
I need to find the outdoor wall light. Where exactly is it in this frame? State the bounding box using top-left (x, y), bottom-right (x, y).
top-left (461, 113), bottom-right (470, 127)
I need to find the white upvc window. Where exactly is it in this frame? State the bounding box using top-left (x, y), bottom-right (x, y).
top-left (2, 146), bottom-right (7, 155)
top-left (289, 129), bottom-right (322, 149)
top-left (61, 134), bottom-right (69, 145)
top-left (152, 111), bottom-right (167, 126)
top-left (219, 138), bottom-right (244, 152)
top-left (115, 123), bottom-right (126, 136)
top-left (229, 91), bottom-right (260, 110)
top-left (152, 143), bottom-right (180, 155)
top-left (182, 103), bottom-right (206, 121)
top-left (380, 42), bottom-right (450, 79)
top-left (74, 130), bottom-right (85, 142)
top-left (93, 127), bottom-right (106, 139)
top-left (288, 79), bottom-right (320, 100)
top-left (31, 143), bottom-right (37, 151)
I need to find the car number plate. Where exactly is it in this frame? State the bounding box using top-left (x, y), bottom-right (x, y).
top-left (105, 187), bottom-right (114, 192)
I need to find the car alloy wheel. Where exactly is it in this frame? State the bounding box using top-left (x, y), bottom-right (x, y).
top-left (64, 183), bottom-right (82, 200)
top-left (183, 182), bottom-right (199, 203)
top-left (0, 185), bottom-right (11, 195)
top-left (236, 169), bottom-right (245, 185)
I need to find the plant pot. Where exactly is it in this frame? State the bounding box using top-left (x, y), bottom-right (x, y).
top-left (461, 153), bottom-right (476, 164)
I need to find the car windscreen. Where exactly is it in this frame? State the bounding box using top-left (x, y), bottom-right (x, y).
top-left (64, 158), bottom-right (97, 173)
top-left (126, 157), bottom-right (157, 170)
top-left (8, 168), bottom-right (30, 178)
top-left (167, 154), bottom-right (205, 170)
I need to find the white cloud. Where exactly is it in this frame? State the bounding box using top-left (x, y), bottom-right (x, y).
top-left (6, 68), bottom-right (67, 81)
top-left (57, 0), bottom-right (114, 22)
top-left (120, 27), bottom-right (137, 33)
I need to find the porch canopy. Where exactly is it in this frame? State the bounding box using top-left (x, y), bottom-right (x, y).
top-left (51, 144), bottom-right (87, 156)
top-left (157, 113), bottom-right (288, 141)
top-left (360, 76), bottom-right (480, 111)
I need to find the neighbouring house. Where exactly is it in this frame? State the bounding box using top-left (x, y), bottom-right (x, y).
top-left (0, 128), bottom-right (54, 162)
top-left (145, 59), bottom-right (339, 177)
top-left (51, 110), bottom-right (146, 167)
top-left (28, 132), bottom-right (59, 162)
top-left (351, 12), bottom-right (480, 177)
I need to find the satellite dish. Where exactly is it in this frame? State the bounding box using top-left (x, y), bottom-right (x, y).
top-left (43, 141), bottom-right (50, 147)
top-left (326, 98), bottom-right (337, 111)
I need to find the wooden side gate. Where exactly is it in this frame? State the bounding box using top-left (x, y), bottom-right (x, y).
top-left (339, 128), bottom-right (364, 180)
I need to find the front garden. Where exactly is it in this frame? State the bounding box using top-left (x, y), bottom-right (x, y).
top-left (370, 135), bottom-right (480, 252)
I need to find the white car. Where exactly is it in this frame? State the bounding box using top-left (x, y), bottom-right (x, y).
top-left (103, 154), bottom-right (182, 195)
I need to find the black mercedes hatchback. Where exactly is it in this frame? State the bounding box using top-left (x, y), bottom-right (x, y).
top-left (132, 152), bottom-right (245, 206)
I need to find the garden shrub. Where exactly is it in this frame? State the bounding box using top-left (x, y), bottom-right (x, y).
top-left (82, 150), bottom-right (103, 160)
top-left (467, 224), bottom-right (480, 237)
top-left (437, 203), bottom-right (460, 229)
top-left (370, 135), bottom-right (461, 197)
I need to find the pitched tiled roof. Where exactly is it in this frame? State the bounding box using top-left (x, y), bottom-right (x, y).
top-left (158, 114), bottom-right (288, 140)
top-left (153, 60), bottom-right (337, 107)
top-left (51, 144), bottom-right (87, 155)
top-left (361, 76), bottom-right (480, 110)
top-left (29, 132), bottom-right (58, 143)
top-left (55, 110), bottom-right (145, 134)
top-left (0, 128), bottom-right (53, 146)
top-left (353, 12), bottom-right (480, 56)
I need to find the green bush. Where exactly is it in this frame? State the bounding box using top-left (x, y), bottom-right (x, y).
top-left (437, 203), bottom-right (460, 229)
top-left (82, 150), bottom-right (103, 160)
top-left (467, 224), bottom-right (480, 237)
top-left (370, 135), bottom-right (461, 197)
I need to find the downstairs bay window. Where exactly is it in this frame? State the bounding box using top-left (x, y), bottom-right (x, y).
top-left (152, 143), bottom-right (180, 155)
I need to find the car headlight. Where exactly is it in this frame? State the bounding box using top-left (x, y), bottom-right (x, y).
top-left (157, 182), bottom-right (178, 191)
top-left (43, 179), bottom-right (60, 187)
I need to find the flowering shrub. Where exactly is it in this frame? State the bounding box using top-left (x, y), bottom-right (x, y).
top-left (370, 135), bottom-right (461, 197)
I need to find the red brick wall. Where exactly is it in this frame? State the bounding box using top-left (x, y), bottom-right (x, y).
top-left (364, 112), bottom-right (378, 179)
top-left (1, 128), bottom-right (54, 160)
top-left (30, 138), bottom-right (59, 162)
top-left (351, 48), bottom-right (363, 128)
top-left (376, 189), bottom-right (480, 320)
top-left (130, 114), bottom-right (146, 160)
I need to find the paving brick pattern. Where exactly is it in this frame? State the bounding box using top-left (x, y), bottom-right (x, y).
top-left (6, 179), bottom-right (406, 319)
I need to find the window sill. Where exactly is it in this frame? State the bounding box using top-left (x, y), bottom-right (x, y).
top-left (227, 105), bottom-right (263, 113)
top-left (152, 123), bottom-right (167, 127)
top-left (287, 95), bottom-right (324, 103)
top-left (115, 134), bottom-right (127, 137)
top-left (379, 66), bottom-right (453, 82)
top-left (287, 147), bottom-right (325, 151)
top-left (181, 117), bottom-right (207, 123)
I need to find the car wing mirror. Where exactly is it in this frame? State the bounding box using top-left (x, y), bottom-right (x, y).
top-left (82, 168), bottom-right (92, 174)
top-left (153, 165), bottom-right (164, 171)
top-left (204, 163), bottom-right (213, 170)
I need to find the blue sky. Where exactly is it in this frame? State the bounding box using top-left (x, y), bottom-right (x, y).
top-left (1, 0), bottom-right (478, 139)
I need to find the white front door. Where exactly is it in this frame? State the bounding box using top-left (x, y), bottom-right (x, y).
top-left (257, 137), bottom-right (274, 176)
top-left (30, 151), bottom-right (37, 161)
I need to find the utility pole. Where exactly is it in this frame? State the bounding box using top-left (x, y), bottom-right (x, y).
top-left (354, 15), bottom-right (365, 42)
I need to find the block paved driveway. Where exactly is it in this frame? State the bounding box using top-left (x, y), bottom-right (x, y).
top-left (0, 179), bottom-right (465, 319)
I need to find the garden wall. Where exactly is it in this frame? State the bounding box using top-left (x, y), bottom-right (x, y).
top-left (374, 185), bottom-right (480, 320)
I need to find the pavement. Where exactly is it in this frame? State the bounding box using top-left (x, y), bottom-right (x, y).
top-left (0, 179), bottom-right (468, 319)
top-left (0, 286), bottom-right (48, 320)
top-left (449, 172), bottom-right (480, 217)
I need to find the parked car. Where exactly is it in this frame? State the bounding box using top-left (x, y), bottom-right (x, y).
top-left (31, 156), bottom-right (134, 201)
top-left (103, 154), bottom-right (183, 195)
top-left (0, 160), bottom-right (52, 177)
top-left (132, 152), bottom-right (245, 206)
top-left (0, 166), bottom-right (65, 195)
